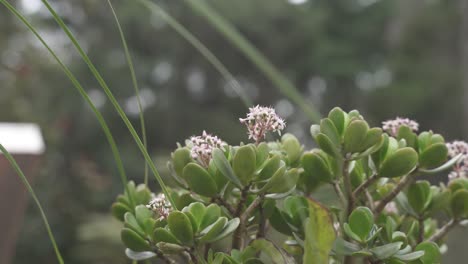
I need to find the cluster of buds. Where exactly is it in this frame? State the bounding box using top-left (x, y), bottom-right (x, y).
top-left (446, 140), bottom-right (468, 181)
top-left (382, 117), bottom-right (419, 137)
top-left (146, 193), bottom-right (173, 220)
top-left (190, 130), bottom-right (226, 167)
top-left (239, 105), bottom-right (286, 144)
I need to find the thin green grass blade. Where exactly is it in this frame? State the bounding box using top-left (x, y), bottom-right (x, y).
top-left (137, 0), bottom-right (252, 107)
top-left (184, 0), bottom-right (321, 122)
top-left (107, 0), bottom-right (149, 186)
top-left (0, 144), bottom-right (64, 264)
top-left (37, 0), bottom-right (177, 209)
top-left (0, 0), bottom-right (134, 207)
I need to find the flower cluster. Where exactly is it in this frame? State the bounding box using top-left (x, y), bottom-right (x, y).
top-left (190, 130), bottom-right (226, 167)
top-left (239, 105), bottom-right (286, 143)
top-left (147, 193), bottom-right (173, 220)
top-left (382, 117), bottom-right (419, 137)
top-left (446, 140), bottom-right (468, 181)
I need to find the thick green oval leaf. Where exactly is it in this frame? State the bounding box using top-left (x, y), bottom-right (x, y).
top-left (112, 202), bottom-right (132, 222)
top-left (360, 127), bottom-right (383, 152)
top-left (344, 120), bottom-right (369, 153)
top-left (153, 227), bottom-right (180, 244)
top-left (407, 181), bottom-right (432, 214)
top-left (417, 132), bottom-right (432, 152)
top-left (320, 118), bottom-right (341, 146)
top-left (349, 207), bottom-right (374, 241)
top-left (185, 202), bottom-right (206, 228)
top-left (125, 249), bottom-right (156, 261)
top-left (257, 164), bottom-right (286, 193)
top-left (269, 208), bottom-right (292, 236)
top-left (121, 228), bottom-right (151, 252)
top-left (370, 242), bottom-right (403, 260)
top-left (256, 142), bottom-right (270, 167)
top-left (183, 163), bottom-right (218, 197)
top-left (419, 143), bottom-right (448, 169)
top-left (394, 251), bottom-right (424, 261)
top-left (135, 205), bottom-right (153, 227)
top-left (206, 218), bottom-right (240, 242)
top-left (282, 134), bottom-right (302, 164)
top-left (343, 223), bottom-right (365, 243)
top-left (172, 147), bottom-right (192, 177)
top-left (124, 212), bottom-right (145, 237)
top-left (258, 155), bottom-right (281, 180)
top-left (328, 107), bottom-right (347, 136)
top-left (199, 217), bottom-right (227, 243)
top-left (303, 199), bottom-right (336, 264)
top-left (301, 151), bottom-right (333, 183)
top-left (267, 168), bottom-right (300, 194)
top-left (212, 148), bottom-right (243, 188)
top-left (332, 237), bottom-right (361, 256)
top-left (316, 133), bottom-right (339, 157)
top-left (250, 238), bottom-right (288, 264)
top-left (451, 189), bottom-right (468, 219)
top-left (167, 211), bottom-right (194, 245)
top-left (156, 242), bottom-right (186, 255)
top-left (414, 241), bottom-right (440, 264)
top-left (200, 204), bottom-right (222, 230)
top-left (233, 145), bottom-right (257, 185)
top-left (397, 126), bottom-right (418, 149)
top-left (380, 148), bottom-right (418, 178)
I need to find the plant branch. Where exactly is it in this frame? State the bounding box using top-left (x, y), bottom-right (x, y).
top-left (353, 173), bottom-right (378, 197)
top-left (256, 200), bottom-right (266, 239)
top-left (342, 160), bottom-right (355, 216)
top-left (418, 217), bottom-right (425, 243)
top-left (374, 173), bottom-right (415, 216)
top-left (332, 181), bottom-right (347, 209)
top-left (214, 196), bottom-right (236, 216)
top-left (427, 219), bottom-right (458, 242)
top-left (365, 190), bottom-right (375, 211)
top-left (232, 186), bottom-right (251, 249)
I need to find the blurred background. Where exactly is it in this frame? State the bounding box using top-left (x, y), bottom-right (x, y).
top-left (1, 0), bottom-right (468, 263)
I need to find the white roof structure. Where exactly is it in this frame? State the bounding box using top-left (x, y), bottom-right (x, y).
top-left (0, 123), bottom-right (45, 154)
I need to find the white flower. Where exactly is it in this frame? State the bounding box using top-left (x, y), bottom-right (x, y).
top-left (382, 117), bottom-right (419, 137)
top-left (189, 131), bottom-right (226, 167)
top-left (446, 141), bottom-right (468, 181)
top-left (239, 105), bottom-right (286, 143)
top-left (384, 201), bottom-right (398, 214)
top-left (147, 193), bottom-right (173, 220)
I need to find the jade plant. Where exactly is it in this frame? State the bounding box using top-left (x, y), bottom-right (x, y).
top-left (112, 106), bottom-right (468, 263)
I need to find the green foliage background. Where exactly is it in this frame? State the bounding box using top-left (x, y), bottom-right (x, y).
top-left (0, 0), bottom-right (467, 263)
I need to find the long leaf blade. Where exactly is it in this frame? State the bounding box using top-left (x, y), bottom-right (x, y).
top-left (0, 144), bottom-right (64, 264)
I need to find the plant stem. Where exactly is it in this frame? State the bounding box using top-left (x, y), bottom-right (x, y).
top-left (374, 174), bottom-right (415, 216)
top-left (232, 186), bottom-right (249, 249)
top-left (332, 181), bottom-right (347, 209)
top-left (428, 219), bottom-right (458, 242)
top-left (107, 0), bottom-right (149, 185)
top-left (353, 173), bottom-right (378, 197)
top-left (418, 217), bottom-right (425, 243)
top-left (365, 190), bottom-right (375, 211)
top-left (214, 196), bottom-right (236, 216)
top-left (256, 201), bottom-right (266, 239)
top-left (342, 160), bottom-right (355, 216)
top-left (233, 192), bottom-right (264, 249)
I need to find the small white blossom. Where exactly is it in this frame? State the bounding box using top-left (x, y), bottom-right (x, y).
top-left (384, 201), bottom-right (398, 214)
top-left (239, 105), bottom-right (286, 143)
top-left (382, 117), bottom-right (419, 137)
top-left (446, 141), bottom-right (468, 181)
top-left (147, 193), bottom-right (173, 220)
top-left (189, 131), bottom-right (226, 167)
